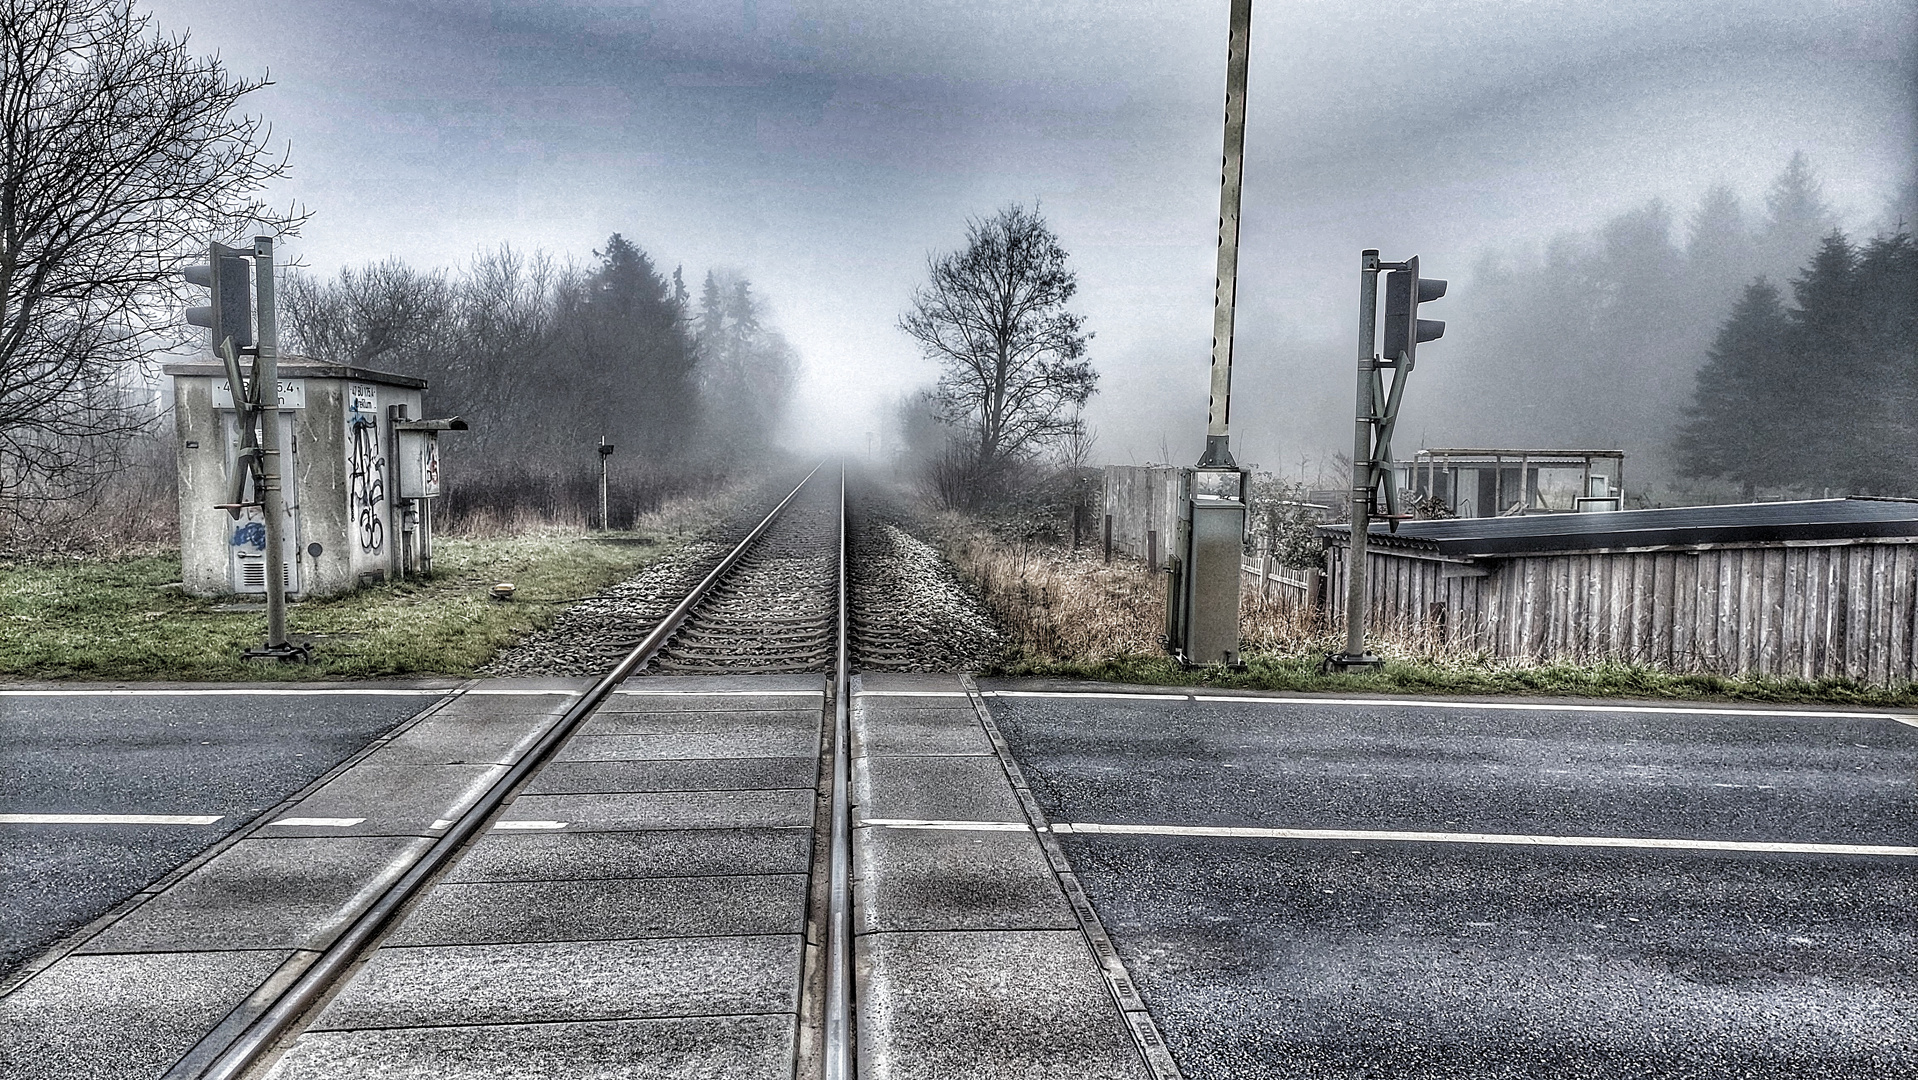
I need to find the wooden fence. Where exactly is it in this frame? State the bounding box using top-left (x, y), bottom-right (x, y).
top-left (1102, 465), bottom-right (1184, 565)
top-left (1242, 556), bottom-right (1320, 616)
top-left (1325, 537), bottom-right (1918, 684)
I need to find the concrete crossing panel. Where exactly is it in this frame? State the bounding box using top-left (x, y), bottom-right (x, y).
top-left (264, 1015), bottom-right (795, 1080)
top-left (385, 874), bottom-right (808, 946)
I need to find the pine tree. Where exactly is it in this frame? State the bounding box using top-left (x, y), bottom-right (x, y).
top-left (1675, 279), bottom-right (1794, 497)
top-left (1850, 231), bottom-right (1918, 491)
top-left (574, 234), bottom-right (699, 457)
top-left (1787, 233), bottom-right (1869, 490)
top-left (1759, 152), bottom-right (1835, 285)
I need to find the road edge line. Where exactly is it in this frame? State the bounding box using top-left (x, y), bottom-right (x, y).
top-left (961, 674), bottom-right (1184, 1080)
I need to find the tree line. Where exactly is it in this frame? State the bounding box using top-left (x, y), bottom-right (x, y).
top-left (1419, 154), bottom-right (1851, 494)
top-left (1676, 228), bottom-right (1917, 498)
top-left (281, 236), bottom-right (797, 522)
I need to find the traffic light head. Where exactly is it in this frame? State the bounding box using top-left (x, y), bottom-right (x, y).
top-left (1382, 255), bottom-right (1445, 365)
top-left (184, 245), bottom-right (253, 351)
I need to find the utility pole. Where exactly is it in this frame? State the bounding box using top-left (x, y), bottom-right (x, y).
top-left (1200, 0), bottom-right (1251, 473)
top-left (597, 436), bottom-right (615, 530)
top-left (1168, 0), bottom-right (1252, 667)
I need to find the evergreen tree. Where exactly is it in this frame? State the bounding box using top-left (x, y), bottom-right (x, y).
top-left (1850, 231), bottom-right (1918, 491)
top-left (571, 233), bottom-right (699, 457)
top-left (1678, 229), bottom-right (1918, 497)
top-left (692, 269), bottom-right (794, 461)
top-left (1673, 279), bottom-right (1794, 497)
top-left (1759, 151), bottom-right (1835, 285)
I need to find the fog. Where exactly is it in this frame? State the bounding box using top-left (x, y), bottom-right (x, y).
top-left (143, 0), bottom-right (1916, 490)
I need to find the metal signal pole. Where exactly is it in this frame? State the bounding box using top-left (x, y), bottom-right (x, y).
top-left (1336, 250), bottom-right (1384, 670)
top-left (1331, 251), bottom-right (1447, 671)
top-left (249, 235), bottom-right (299, 660)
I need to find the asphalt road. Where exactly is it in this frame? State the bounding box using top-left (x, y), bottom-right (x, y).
top-left (984, 687), bottom-right (1918, 1080)
top-left (0, 687), bottom-right (450, 979)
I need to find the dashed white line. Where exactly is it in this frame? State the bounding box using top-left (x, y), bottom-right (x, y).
top-left (493, 820), bottom-right (568, 830)
top-left (0, 688), bottom-right (446, 697)
top-left (0, 813), bottom-right (223, 825)
top-left (857, 691), bottom-right (971, 698)
top-left (268, 817), bottom-right (366, 827)
top-left (1054, 822), bottom-right (1918, 858)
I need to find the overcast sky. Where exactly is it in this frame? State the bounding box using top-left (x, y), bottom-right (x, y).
top-left (145, 0), bottom-right (1917, 469)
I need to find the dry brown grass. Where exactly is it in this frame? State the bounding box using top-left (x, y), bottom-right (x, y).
top-left (928, 513), bottom-right (1918, 706)
top-left (933, 516), bottom-right (1323, 662)
top-left (0, 450), bottom-right (178, 558)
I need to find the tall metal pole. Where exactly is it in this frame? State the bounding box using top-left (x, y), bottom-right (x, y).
top-left (1200, 0), bottom-right (1253, 469)
top-left (253, 236), bottom-right (290, 653)
top-left (1341, 250), bottom-right (1382, 664)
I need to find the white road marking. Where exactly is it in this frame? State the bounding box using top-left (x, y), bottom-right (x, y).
top-left (0, 813), bottom-right (222, 825)
top-left (858, 691), bottom-right (970, 698)
top-left (847, 816), bottom-right (1916, 857)
top-left (464, 687), bottom-right (583, 696)
top-left (1054, 822), bottom-right (1918, 857)
top-left (0, 688), bottom-right (445, 697)
top-left (494, 820), bottom-right (568, 830)
top-left (861, 817), bottom-right (1033, 831)
top-left (268, 817), bottom-right (366, 827)
top-left (430, 819), bottom-right (455, 830)
top-left (987, 690), bottom-right (1189, 701)
top-left (1187, 694), bottom-right (1916, 723)
top-left (612, 688), bottom-right (823, 697)
top-left (979, 687), bottom-right (1918, 724)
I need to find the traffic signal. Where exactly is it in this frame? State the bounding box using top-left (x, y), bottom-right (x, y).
top-left (184, 243), bottom-right (253, 352)
top-left (1382, 254), bottom-right (1444, 366)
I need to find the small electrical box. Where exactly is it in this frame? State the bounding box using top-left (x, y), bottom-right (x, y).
top-left (1168, 466), bottom-right (1247, 667)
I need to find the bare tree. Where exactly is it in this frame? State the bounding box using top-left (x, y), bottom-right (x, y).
top-left (1057, 406), bottom-right (1097, 470)
top-left (901, 203), bottom-right (1095, 504)
top-left (281, 260), bottom-right (452, 368)
top-left (0, 0), bottom-right (301, 513)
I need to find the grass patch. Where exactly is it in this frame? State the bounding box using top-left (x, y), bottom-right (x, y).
top-left (0, 528), bottom-right (685, 682)
top-left (936, 520), bottom-right (1918, 709)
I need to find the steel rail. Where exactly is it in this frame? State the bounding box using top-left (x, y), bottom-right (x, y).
top-left (188, 463), bottom-right (826, 1080)
top-left (824, 463), bottom-right (855, 1080)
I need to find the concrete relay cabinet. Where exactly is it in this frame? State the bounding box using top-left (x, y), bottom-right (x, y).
top-left (167, 359), bottom-right (449, 598)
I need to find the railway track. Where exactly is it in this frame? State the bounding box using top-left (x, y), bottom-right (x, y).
top-left (185, 464), bottom-right (867, 1080)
